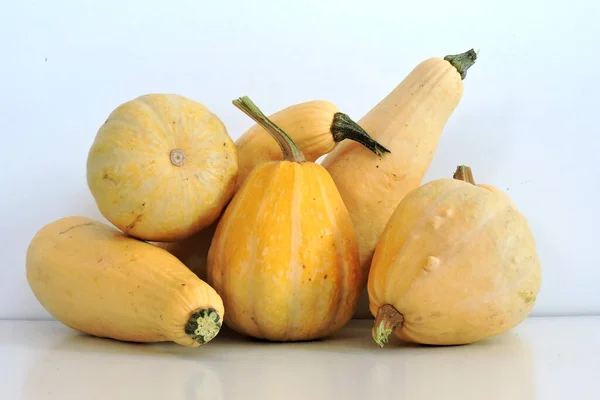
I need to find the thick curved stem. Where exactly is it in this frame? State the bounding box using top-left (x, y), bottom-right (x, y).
top-left (184, 307), bottom-right (222, 345)
top-left (453, 165), bottom-right (475, 184)
top-left (331, 112), bottom-right (390, 156)
top-left (372, 304), bottom-right (404, 348)
top-left (444, 49), bottom-right (478, 80)
top-left (232, 96), bottom-right (305, 163)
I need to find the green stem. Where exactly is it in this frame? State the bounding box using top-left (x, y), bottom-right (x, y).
top-left (444, 49), bottom-right (478, 80)
top-left (372, 304), bottom-right (404, 348)
top-left (331, 112), bottom-right (390, 156)
top-left (453, 165), bottom-right (475, 184)
top-left (232, 96), bottom-right (305, 163)
top-left (184, 307), bottom-right (222, 345)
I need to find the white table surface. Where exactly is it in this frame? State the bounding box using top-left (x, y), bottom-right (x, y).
top-left (1, 317), bottom-right (598, 400)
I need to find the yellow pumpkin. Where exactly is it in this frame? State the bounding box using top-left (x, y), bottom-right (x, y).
top-left (26, 216), bottom-right (224, 347)
top-left (207, 96), bottom-right (364, 341)
top-left (368, 166), bottom-right (542, 347)
top-left (234, 100), bottom-right (388, 190)
top-left (321, 50), bottom-right (477, 318)
top-left (86, 93), bottom-right (238, 242)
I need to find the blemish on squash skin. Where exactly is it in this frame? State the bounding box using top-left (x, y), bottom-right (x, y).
top-left (58, 222), bottom-right (94, 235)
top-left (125, 202), bottom-right (146, 232)
top-left (431, 216), bottom-right (444, 230)
top-left (519, 291), bottom-right (536, 304)
top-left (125, 214), bottom-right (143, 231)
top-left (423, 256), bottom-right (440, 271)
top-left (103, 173), bottom-right (116, 183)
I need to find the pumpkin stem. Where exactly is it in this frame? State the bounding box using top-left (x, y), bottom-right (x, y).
top-left (453, 165), bottom-right (476, 184)
top-left (184, 307), bottom-right (222, 345)
top-left (372, 304), bottom-right (404, 348)
top-left (331, 112), bottom-right (391, 156)
top-left (444, 49), bottom-right (478, 80)
top-left (232, 96), bottom-right (305, 163)
top-left (170, 149), bottom-right (186, 166)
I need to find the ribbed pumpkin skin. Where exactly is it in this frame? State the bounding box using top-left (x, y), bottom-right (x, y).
top-left (26, 216), bottom-right (225, 347)
top-left (234, 100), bottom-right (339, 190)
top-left (368, 179), bottom-right (542, 345)
top-left (207, 161), bottom-right (363, 341)
top-left (86, 93), bottom-right (238, 242)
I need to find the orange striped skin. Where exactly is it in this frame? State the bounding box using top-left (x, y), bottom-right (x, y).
top-left (207, 160), bottom-right (363, 341)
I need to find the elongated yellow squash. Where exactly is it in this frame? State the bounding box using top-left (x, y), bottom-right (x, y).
top-left (26, 216), bottom-right (224, 347)
top-left (321, 49), bottom-right (477, 317)
top-left (234, 100), bottom-right (389, 190)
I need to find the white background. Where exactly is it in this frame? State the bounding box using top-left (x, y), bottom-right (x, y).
top-left (1, 0), bottom-right (598, 320)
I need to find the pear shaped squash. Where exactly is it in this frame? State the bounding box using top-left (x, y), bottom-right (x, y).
top-left (368, 166), bottom-right (542, 347)
top-left (207, 97), bottom-right (364, 341)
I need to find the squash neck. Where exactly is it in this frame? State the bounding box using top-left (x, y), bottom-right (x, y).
top-left (232, 96), bottom-right (305, 163)
top-left (184, 307), bottom-right (222, 345)
top-left (453, 165), bottom-right (476, 184)
top-left (444, 49), bottom-right (478, 80)
top-left (331, 112), bottom-right (390, 156)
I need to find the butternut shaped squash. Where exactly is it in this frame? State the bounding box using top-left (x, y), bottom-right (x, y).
top-left (26, 216), bottom-right (224, 347)
top-left (321, 49), bottom-right (477, 317)
top-left (234, 100), bottom-right (389, 190)
top-left (87, 93), bottom-right (238, 242)
top-left (207, 96), bottom-right (364, 341)
top-left (368, 166), bottom-right (542, 346)
top-left (321, 49), bottom-right (477, 270)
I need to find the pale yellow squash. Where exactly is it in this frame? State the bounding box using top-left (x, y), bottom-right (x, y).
top-left (26, 216), bottom-right (224, 347)
top-left (207, 97), bottom-right (364, 341)
top-left (234, 100), bottom-right (388, 190)
top-left (367, 166), bottom-right (542, 346)
top-left (321, 49), bottom-right (478, 318)
top-left (87, 93), bottom-right (238, 242)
